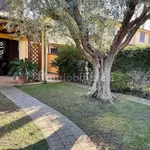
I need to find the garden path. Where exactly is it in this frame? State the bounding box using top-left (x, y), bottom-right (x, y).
top-left (0, 86), bottom-right (98, 150)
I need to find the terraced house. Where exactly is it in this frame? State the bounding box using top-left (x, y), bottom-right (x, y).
top-left (0, 0), bottom-right (70, 84)
top-left (0, 0), bottom-right (149, 84)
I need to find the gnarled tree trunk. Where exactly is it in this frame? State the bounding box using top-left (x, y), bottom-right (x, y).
top-left (87, 55), bottom-right (115, 103)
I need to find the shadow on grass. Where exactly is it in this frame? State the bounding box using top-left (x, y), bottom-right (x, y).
top-left (0, 106), bottom-right (79, 150)
top-left (0, 102), bottom-right (100, 150)
top-left (0, 115), bottom-right (32, 138)
top-left (0, 86), bottom-right (101, 150)
top-left (0, 105), bottom-right (49, 149)
top-left (7, 139), bottom-right (48, 150)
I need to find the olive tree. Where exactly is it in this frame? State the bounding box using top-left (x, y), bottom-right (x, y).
top-left (6, 0), bottom-right (150, 102)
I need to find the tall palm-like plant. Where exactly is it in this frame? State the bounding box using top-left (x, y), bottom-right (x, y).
top-left (8, 58), bottom-right (38, 83)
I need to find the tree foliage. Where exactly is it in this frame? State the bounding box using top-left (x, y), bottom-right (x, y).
top-left (6, 0), bottom-right (150, 57)
top-left (5, 0), bottom-right (150, 102)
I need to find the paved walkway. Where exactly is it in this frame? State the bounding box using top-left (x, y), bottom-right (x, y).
top-left (0, 86), bottom-right (97, 150)
top-left (65, 82), bottom-right (150, 106)
top-left (115, 93), bottom-right (150, 106)
top-left (0, 76), bottom-right (19, 85)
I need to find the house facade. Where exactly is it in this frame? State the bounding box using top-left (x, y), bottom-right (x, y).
top-left (0, 15), bottom-right (71, 82)
top-left (129, 28), bottom-right (150, 45)
top-left (0, 16), bottom-right (45, 80)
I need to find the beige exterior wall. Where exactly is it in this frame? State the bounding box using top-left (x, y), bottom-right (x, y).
top-left (19, 39), bottom-right (28, 59)
top-left (129, 29), bottom-right (150, 45)
top-left (45, 24), bottom-right (150, 78)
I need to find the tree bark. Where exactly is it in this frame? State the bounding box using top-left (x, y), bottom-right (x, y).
top-left (87, 55), bottom-right (114, 103)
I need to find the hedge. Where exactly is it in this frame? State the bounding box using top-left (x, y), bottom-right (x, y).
top-left (112, 45), bottom-right (150, 73)
top-left (111, 45), bottom-right (150, 99)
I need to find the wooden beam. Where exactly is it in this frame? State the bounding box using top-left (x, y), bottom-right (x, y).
top-left (0, 33), bottom-right (18, 40)
top-left (0, 26), bottom-right (4, 31)
top-left (0, 19), bottom-right (8, 23)
top-left (0, 33), bottom-right (26, 40)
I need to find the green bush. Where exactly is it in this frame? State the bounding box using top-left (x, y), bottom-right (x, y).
top-left (8, 58), bottom-right (38, 82)
top-left (111, 71), bottom-right (150, 99)
top-left (111, 45), bottom-right (150, 99)
top-left (52, 44), bottom-right (92, 83)
top-left (111, 72), bottom-right (130, 92)
top-left (112, 45), bottom-right (150, 73)
top-left (52, 44), bottom-right (85, 75)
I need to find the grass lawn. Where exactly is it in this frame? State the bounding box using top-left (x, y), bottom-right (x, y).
top-left (17, 83), bottom-right (150, 150)
top-left (0, 93), bottom-right (49, 150)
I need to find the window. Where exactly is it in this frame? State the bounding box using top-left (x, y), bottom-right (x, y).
top-left (48, 45), bottom-right (57, 54)
top-left (51, 48), bottom-right (57, 54)
top-left (140, 32), bottom-right (145, 43)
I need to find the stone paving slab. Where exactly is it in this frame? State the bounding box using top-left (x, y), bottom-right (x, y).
top-left (0, 86), bottom-right (98, 150)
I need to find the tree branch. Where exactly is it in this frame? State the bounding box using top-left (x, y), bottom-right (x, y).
top-left (43, 0), bottom-right (96, 61)
top-left (73, 38), bottom-right (94, 64)
top-left (129, 5), bottom-right (150, 28)
top-left (110, 0), bottom-right (138, 53)
top-left (119, 12), bottom-right (150, 51)
top-left (70, 0), bottom-right (101, 58)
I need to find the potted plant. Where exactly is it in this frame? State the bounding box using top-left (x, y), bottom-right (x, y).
top-left (8, 58), bottom-right (38, 84)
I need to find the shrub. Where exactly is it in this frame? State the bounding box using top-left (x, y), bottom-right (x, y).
top-left (8, 58), bottom-right (38, 82)
top-left (111, 71), bottom-right (150, 99)
top-left (112, 45), bottom-right (150, 73)
top-left (128, 71), bottom-right (150, 89)
top-left (111, 72), bottom-right (130, 92)
top-left (111, 45), bottom-right (150, 99)
top-left (52, 44), bottom-right (92, 83)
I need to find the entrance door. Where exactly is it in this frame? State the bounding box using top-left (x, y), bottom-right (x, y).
top-left (0, 39), bottom-right (19, 75)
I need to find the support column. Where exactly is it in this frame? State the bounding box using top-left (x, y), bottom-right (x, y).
top-left (41, 29), bottom-right (46, 81)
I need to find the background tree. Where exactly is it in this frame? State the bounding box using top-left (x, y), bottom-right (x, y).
top-left (6, 0), bottom-right (150, 102)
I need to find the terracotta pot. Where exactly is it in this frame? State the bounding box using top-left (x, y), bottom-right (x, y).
top-left (18, 76), bottom-right (26, 84)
